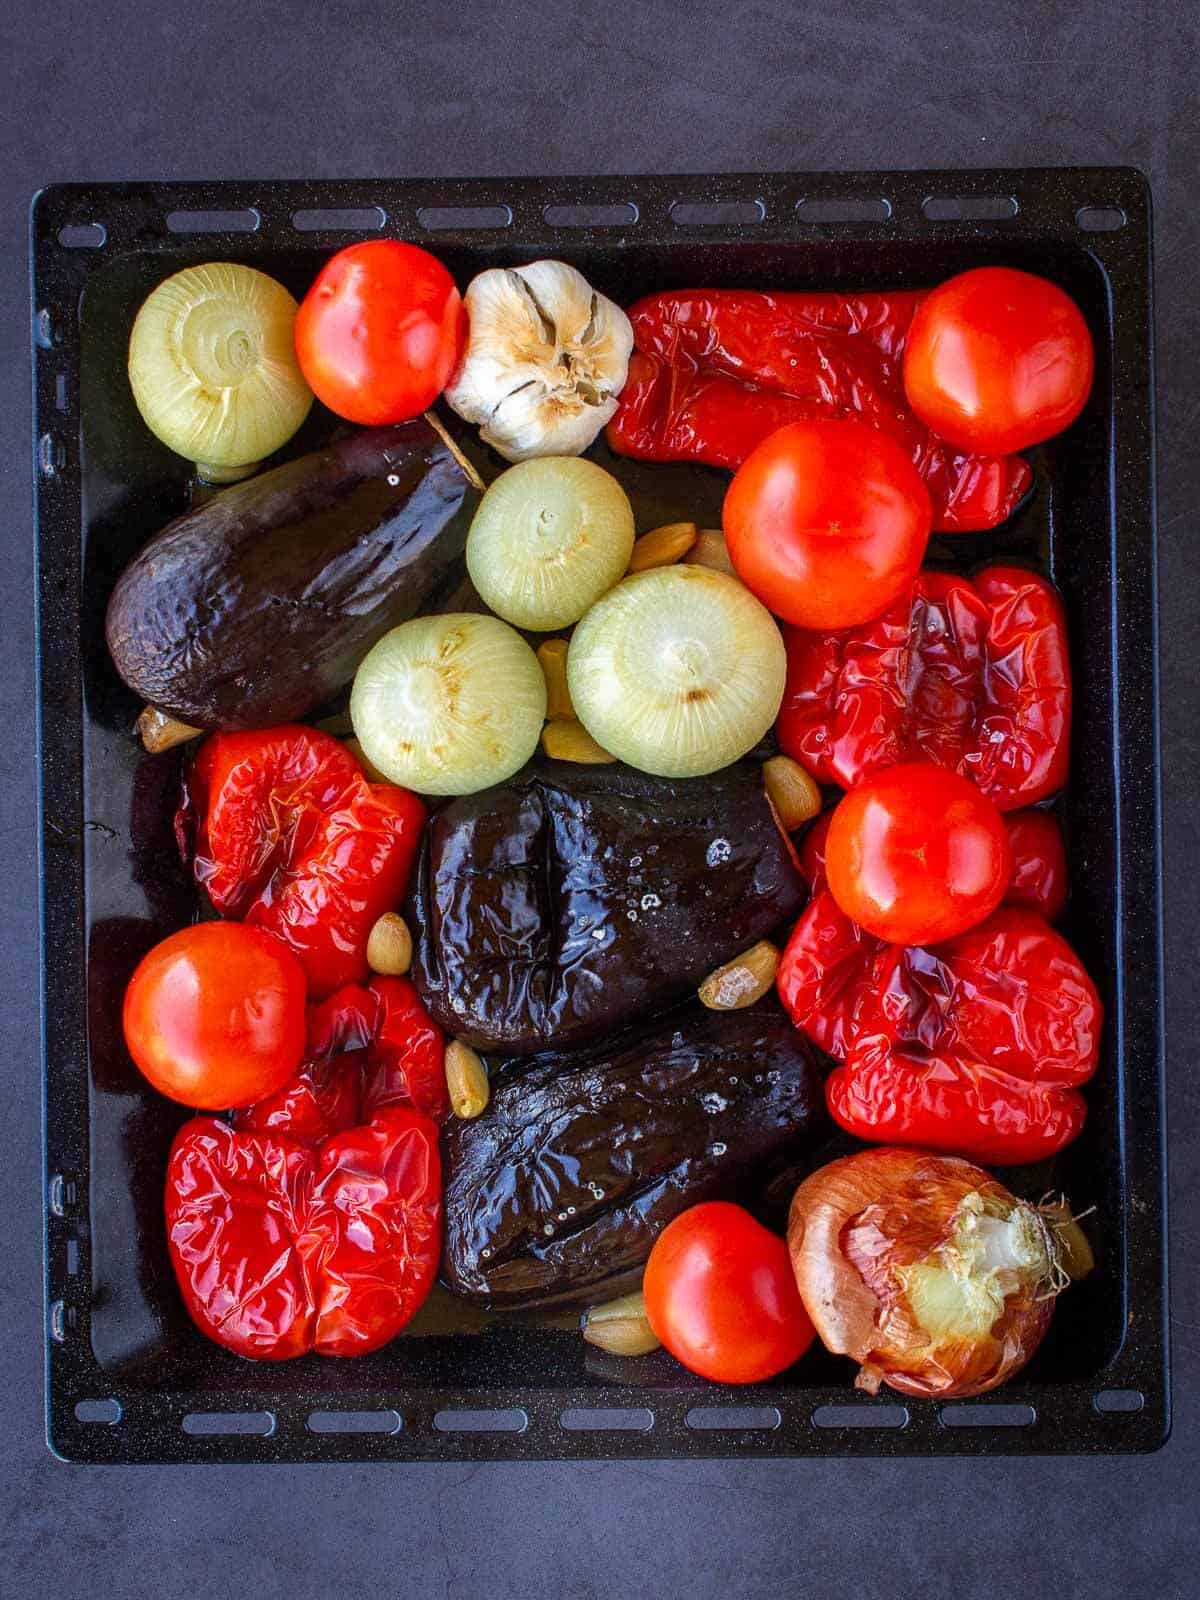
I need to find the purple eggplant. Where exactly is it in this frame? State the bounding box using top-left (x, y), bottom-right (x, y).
top-left (440, 999), bottom-right (823, 1310)
top-left (408, 759), bottom-right (806, 1054)
top-left (105, 420), bottom-right (477, 730)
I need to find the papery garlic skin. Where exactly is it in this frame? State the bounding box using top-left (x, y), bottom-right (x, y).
top-left (445, 261), bottom-right (633, 461)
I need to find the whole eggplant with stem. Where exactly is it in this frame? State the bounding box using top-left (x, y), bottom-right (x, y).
top-left (106, 417), bottom-right (481, 734)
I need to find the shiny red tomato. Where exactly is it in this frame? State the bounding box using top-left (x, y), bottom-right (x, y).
top-left (825, 762), bottom-right (1011, 945)
top-left (295, 240), bottom-right (466, 425)
top-left (722, 419), bottom-right (932, 629)
top-left (903, 267), bottom-right (1094, 454)
top-left (123, 923), bottom-right (307, 1109)
top-left (643, 1202), bottom-right (814, 1384)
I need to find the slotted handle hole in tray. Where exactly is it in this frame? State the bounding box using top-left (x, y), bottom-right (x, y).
top-left (544, 202), bottom-right (638, 228)
top-left (685, 1405), bottom-right (781, 1431)
top-left (922, 194), bottom-right (1018, 221)
top-left (1077, 205), bottom-right (1127, 232)
top-left (307, 1409), bottom-right (403, 1434)
top-left (812, 1403), bottom-right (909, 1430)
top-left (670, 199), bottom-right (765, 227)
top-left (796, 196), bottom-right (892, 224)
top-left (1093, 1388), bottom-right (1145, 1413)
top-left (57, 222), bottom-right (106, 249)
top-left (292, 206), bottom-right (385, 233)
top-left (940, 1402), bottom-right (1036, 1428)
top-left (433, 1407), bottom-right (527, 1433)
top-left (165, 208), bottom-right (260, 234)
top-left (74, 1398), bottom-right (121, 1425)
top-left (418, 204), bottom-right (512, 231)
top-left (560, 1407), bottom-right (655, 1433)
top-left (182, 1410), bottom-right (275, 1436)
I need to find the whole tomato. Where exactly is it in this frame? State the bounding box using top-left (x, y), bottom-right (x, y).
top-left (123, 922), bottom-right (306, 1108)
top-left (643, 1202), bottom-right (814, 1384)
top-left (825, 762), bottom-right (1011, 945)
top-left (903, 267), bottom-right (1094, 454)
top-left (722, 419), bottom-right (931, 629)
top-left (295, 240), bottom-right (466, 425)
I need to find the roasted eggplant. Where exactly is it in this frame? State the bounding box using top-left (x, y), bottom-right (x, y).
top-left (105, 420), bottom-right (477, 730)
top-left (440, 999), bottom-right (823, 1309)
top-left (408, 759), bottom-right (806, 1053)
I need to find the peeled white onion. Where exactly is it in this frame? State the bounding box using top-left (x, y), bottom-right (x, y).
top-left (128, 263), bottom-right (312, 479)
top-left (350, 613), bottom-right (547, 796)
top-left (567, 566), bottom-right (786, 778)
top-left (466, 457), bottom-right (635, 631)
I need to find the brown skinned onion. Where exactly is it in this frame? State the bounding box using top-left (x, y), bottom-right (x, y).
top-left (788, 1147), bottom-right (1091, 1400)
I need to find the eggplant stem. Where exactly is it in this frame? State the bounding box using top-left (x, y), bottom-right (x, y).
top-left (424, 410), bottom-right (487, 493)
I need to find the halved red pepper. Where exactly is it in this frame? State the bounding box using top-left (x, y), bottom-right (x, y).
top-left (777, 890), bottom-right (1101, 1163)
top-left (777, 566), bottom-right (1071, 812)
top-left (607, 289), bottom-right (1032, 533)
top-left (165, 1108), bottom-right (441, 1359)
top-left (798, 804), bottom-right (1068, 922)
top-left (177, 726), bottom-right (427, 998)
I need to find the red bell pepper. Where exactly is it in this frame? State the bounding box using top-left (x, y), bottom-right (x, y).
top-left (776, 566), bottom-right (1071, 812)
top-left (178, 726), bottom-right (427, 999)
top-left (304, 976), bottom-right (449, 1122)
top-left (235, 974), bottom-right (449, 1140)
top-left (777, 890), bottom-right (1101, 1163)
top-left (607, 289), bottom-right (1032, 533)
top-left (799, 805), bottom-right (1068, 923)
top-left (165, 1108), bottom-right (441, 1359)
top-left (1003, 808), bottom-right (1069, 922)
top-left (233, 1050), bottom-right (365, 1145)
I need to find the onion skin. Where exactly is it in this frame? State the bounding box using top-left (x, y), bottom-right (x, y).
top-left (788, 1147), bottom-right (1056, 1400)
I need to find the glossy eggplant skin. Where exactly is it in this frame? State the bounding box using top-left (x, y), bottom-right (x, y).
top-left (408, 760), bottom-right (806, 1054)
top-left (105, 421), bottom-right (474, 730)
top-left (441, 999), bottom-right (823, 1310)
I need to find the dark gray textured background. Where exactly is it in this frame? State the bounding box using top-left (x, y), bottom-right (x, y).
top-left (3, 2), bottom-right (1196, 1594)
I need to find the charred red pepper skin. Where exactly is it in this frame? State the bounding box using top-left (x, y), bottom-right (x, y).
top-left (238, 974), bottom-right (449, 1142)
top-left (302, 976), bottom-right (449, 1122)
top-left (1004, 809), bottom-right (1069, 921)
top-left (826, 1041), bottom-right (1087, 1166)
top-left (234, 1050), bottom-right (364, 1144)
top-left (777, 891), bottom-right (1101, 1162)
top-left (179, 726), bottom-right (427, 999)
top-left (165, 1108), bottom-right (441, 1359)
top-left (607, 290), bottom-right (1032, 533)
top-left (777, 567), bottom-right (1071, 812)
top-left (776, 888), bottom-right (882, 1060)
top-left (799, 803), bottom-right (1067, 922)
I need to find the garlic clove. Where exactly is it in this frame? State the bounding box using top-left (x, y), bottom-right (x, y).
top-left (445, 261), bottom-right (633, 462)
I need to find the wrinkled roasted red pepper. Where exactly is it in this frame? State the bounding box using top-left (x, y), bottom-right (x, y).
top-left (607, 290), bottom-right (1032, 532)
top-left (304, 976), bottom-right (449, 1123)
top-left (777, 890), bottom-right (1101, 1163)
top-left (799, 805), bottom-right (1068, 922)
top-left (235, 974), bottom-right (448, 1139)
top-left (165, 1108), bottom-right (441, 1359)
top-left (777, 566), bottom-right (1070, 812)
top-left (1002, 809), bottom-right (1069, 922)
top-left (177, 726), bottom-right (427, 999)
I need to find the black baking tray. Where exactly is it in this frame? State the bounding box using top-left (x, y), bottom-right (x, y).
top-left (31, 169), bottom-right (1167, 1462)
